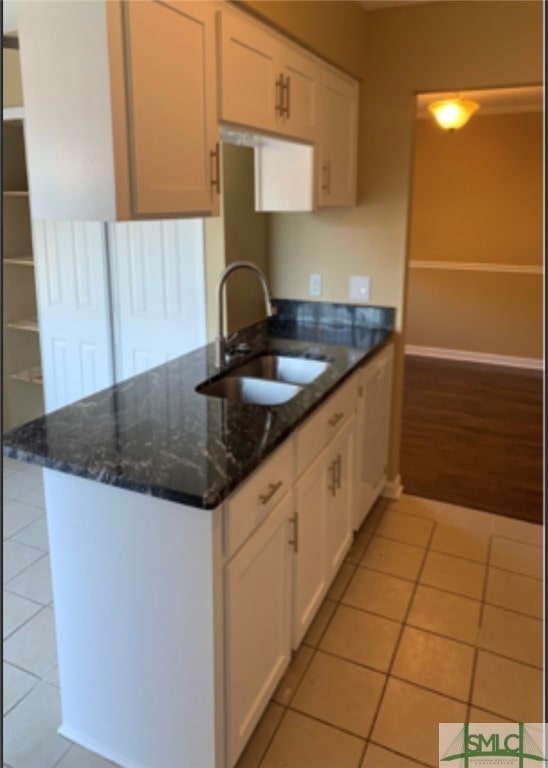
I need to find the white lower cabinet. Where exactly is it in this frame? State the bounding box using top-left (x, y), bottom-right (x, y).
top-left (225, 490), bottom-right (293, 767)
top-left (355, 343), bottom-right (394, 529)
top-left (292, 448), bottom-right (329, 648)
top-left (292, 415), bottom-right (356, 648)
top-left (325, 415), bottom-right (356, 582)
top-left (42, 357), bottom-right (391, 768)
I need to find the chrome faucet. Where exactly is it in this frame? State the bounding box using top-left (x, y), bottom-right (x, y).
top-left (215, 261), bottom-right (276, 366)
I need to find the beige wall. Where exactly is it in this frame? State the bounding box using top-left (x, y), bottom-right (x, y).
top-left (406, 110), bottom-right (543, 360)
top-left (3, 47), bottom-right (23, 108)
top-left (407, 271), bottom-right (543, 359)
top-left (204, 144), bottom-right (270, 341)
top-left (222, 144), bottom-right (270, 335)
top-left (410, 112), bottom-right (543, 266)
top-left (240, 0), bottom-right (543, 484)
top-left (241, 1), bottom-right (367, 78)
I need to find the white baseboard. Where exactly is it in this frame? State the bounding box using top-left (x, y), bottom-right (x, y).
top-left (405, 345), bottom-right (544, 371)
top-left (382, 474), bottom-right (403, 500)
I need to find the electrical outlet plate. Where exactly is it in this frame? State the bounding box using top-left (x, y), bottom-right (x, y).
top-left (349, 275), bottom-right (370, 302)
top-left (309, 273), bottom-right (322, 297)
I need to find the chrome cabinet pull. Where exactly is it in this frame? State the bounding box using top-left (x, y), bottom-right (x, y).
top-left (322, 163), bottom-right (330, 192)
top-left (259, 480), bottom-right (282, 505)
top-left (328, 411), bottom-right (344, 427)
top-left (335, 454), bottom-right (342, 490)
top-left (283, 75), bottom-right (290, 117)
top-left (328, 461), bottom-right (337, 496)
top-left (325, 160), bottom-right (331, 193)
top-left (275, 75), bottom-right (284, 115)
top-left (209, 142), bottom-right (221, 195)
top-left (289, 511), bottom-right (299, 553)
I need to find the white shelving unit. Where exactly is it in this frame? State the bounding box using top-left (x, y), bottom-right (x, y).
top-left (3, 42), bottom-right (44, 431)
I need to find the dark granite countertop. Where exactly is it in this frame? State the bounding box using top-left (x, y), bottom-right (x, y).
top-left (3, 300), bottom-right (395, 509)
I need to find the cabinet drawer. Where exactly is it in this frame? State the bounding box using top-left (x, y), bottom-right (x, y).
top-left (224, 439), bottom-right (293, 558)
top-left (295, 373), bottom-right (358, 477)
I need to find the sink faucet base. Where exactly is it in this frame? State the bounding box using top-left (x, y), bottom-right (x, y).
top-left (215, 261), bottom-right (276, 367)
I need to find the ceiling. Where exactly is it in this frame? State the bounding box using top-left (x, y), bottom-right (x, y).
top-left (416, 86), bottom-right (544, 118)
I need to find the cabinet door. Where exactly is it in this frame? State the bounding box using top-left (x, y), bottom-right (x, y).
top-left (292, 449), bottom-right (329, 649)
top-left (325, 416), bottom-right (355, 581)
top-left (218, 9), bottom-right (280, 134)
top-left (124, 1), bottom-right (219, 216)
top-left (225, 492), bottom-right (292, 767)
top-left (279, 47), bottom-right (318, 141)
top-left (358, 345), bottom-right (394, 525)
top-left (317, 67), bottom-right (358, 208)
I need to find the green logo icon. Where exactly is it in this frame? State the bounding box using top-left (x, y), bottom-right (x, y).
top-left (441, 723), bottom-right (545, 766)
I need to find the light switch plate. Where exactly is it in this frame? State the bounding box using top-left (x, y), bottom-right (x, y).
top-left (349, 275), bottom-right (370, 302)
top-left (309, 273), bottom-right (322, 297)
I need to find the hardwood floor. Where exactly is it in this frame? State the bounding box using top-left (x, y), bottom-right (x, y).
top-left (400, 355), bottom-right (544, 524)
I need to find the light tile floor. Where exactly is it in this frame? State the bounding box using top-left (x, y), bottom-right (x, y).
top-left (2, 457), bottom-right (545, 768)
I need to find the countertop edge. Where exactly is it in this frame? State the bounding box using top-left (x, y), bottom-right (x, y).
top-left (3, 310), bottom-right (395, 510)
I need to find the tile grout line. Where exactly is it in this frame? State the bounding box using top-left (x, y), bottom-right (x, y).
top-left (478, 534), bottom-right (494, 629)
top-left (359, 504), bottom-right (438, 765)
top-left (50, 741), bottom-right (73, 768)
top-left (342, 564), bottom-right (543, 623)
top-left (466, 532), bottom-right (491, 722)
top-left (374, 530), bottom-right (490, 567)
top-left (365, 739), bottom-right (434, 768)
top-left (3, 547), bottom-right (50, 587)
top-left (2, 600), bottom-right (55, 644)
top-left (257, 498), bottom-right (388, 768)
top-left (2, 672), bottom-right (60, 721)
top-left (313, 607), bottom-right (545, 671)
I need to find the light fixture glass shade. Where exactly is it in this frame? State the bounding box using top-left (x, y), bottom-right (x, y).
top-left (428, 98), bottom-right (480, 130)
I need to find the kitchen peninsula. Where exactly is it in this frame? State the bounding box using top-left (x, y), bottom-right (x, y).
top-left (3, 300), bottom-right (394, 768)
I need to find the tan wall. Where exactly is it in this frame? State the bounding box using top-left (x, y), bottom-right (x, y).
top-left (406, 111), bottom-right (543, 359)
top-left (409, 112), bottom-right (543, 266)
top-left (204, 144), bottom-right (270, 341)
top-left (406, 271), bottom-right (543, 359)
top-left (222, 144), bottom-right (270, 335)
top-left (3, 47), bottom-right (23, 108)
top-left (239, 0), bottom-right (544, 484)
top-left (241, 1), bottom-right (367, 78)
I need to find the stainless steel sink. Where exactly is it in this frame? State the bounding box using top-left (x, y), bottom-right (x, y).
top-left (233, 355), bottom-right (330, 385)
top-left (196, 375), bottom-right (302, 405)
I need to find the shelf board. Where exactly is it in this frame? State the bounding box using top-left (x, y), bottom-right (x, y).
top-left (11, 366), bottom-right (43, 385)
top-left (7, 316), bottom-right (39, 333)
top-left (3, 256), bottom-right (34, 267)
top-left (3, 190), bottom-right (29, 197)
top-left (3, 105), bottom-right (24, 122)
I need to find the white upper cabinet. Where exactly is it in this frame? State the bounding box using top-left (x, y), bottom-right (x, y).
top-left (317, 65), bottom-right (359, 208)
top-left (218, 8), bottom-right (318, 143)
top-left (17, 1), bottom-right (220, 221)
top-left (123, 1), bottom-right (220, 217)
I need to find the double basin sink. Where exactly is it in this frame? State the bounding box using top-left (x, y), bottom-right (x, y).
top-left (197, 354), bottom-right (330, 406)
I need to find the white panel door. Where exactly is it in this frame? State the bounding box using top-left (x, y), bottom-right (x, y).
top-left (108, 219), bottom-right (207, 382)
top-left (33, 220), bottom-right (114, 412)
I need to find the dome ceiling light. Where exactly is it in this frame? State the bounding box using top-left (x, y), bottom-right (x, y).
top-left (428, 98), bottom-right (480, 130)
